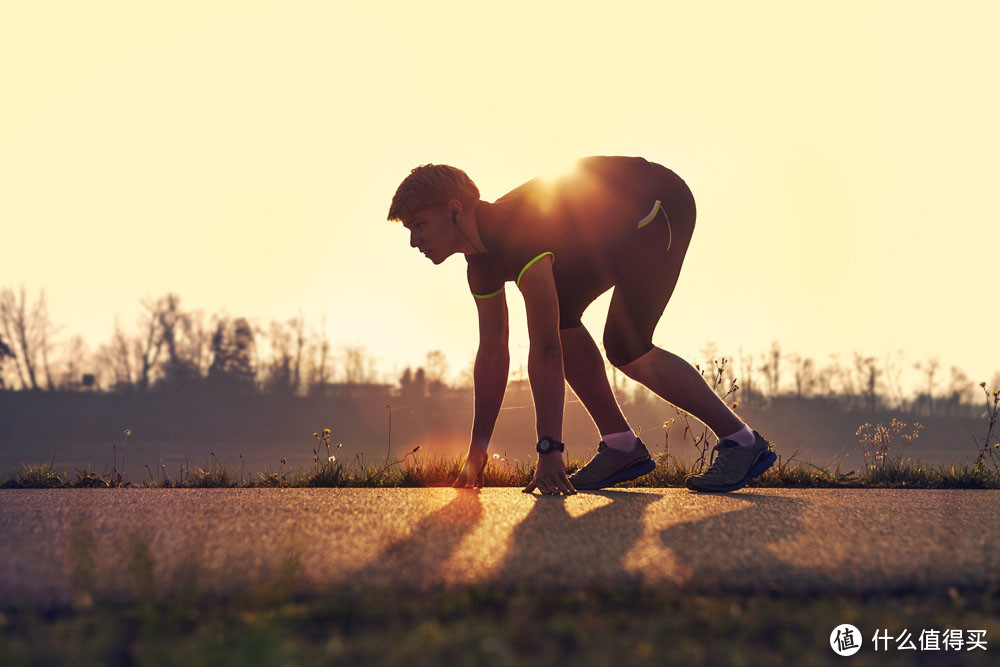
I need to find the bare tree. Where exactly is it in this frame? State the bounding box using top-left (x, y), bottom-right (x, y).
top-left (100, 318), bottom-right (136, 389)
top-left (0, 333), bottom-right (14, 389)
top-left (290, 315), bottom-right (306, 393)
top-left (699, 340), bottom-right (719, 378)
top-left (854, 353), bottom-right (882, 413)
top-left (57, 335), bottom-right (90, 390)
top-left (791, 353), bottom-right (816, 399)
top-left (207, 316), bottom-right (257, 394)
top-left (944, 366), bottom-right (975, 416)
top-left (341, 345), bottom-right (377, 384)
top-left (737, 347), bottom-right (756, 404)
top-left (882, 348), bottom-right (907, 411)
top-left (814, 355), bottom-right (839, 398)
top-left (305, 317), bottom-right (333, 393)
top-left (425, 349), bottom-right (449, 394)
top-left (913, 357), bottom-right (941, 416)
top-left (398, 365), bottom-right (427, 400)
top-left (155, 293), bottom-right (207, 387)
top-left (262, 319), bottom-right (294, 395)
top-left (760, 340), bottom-right (782, 398)
top-left (827, 353), bottom-right (858, 404)
top-left (133, 298), bottom-right (168, 391)
top-left (0, 286), bottom-right (60, 390)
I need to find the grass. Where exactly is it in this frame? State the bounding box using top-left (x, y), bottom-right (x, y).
top-left (1, 523), bottom-right (997, 667)
top-left (3, 585), bottom-right (999, 666)
top-left (4, 448), bottom-right (1000, 490)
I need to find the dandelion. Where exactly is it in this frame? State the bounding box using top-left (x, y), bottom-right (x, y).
top-left (337, 443), bottom-right (343, 449)
top-left (733, 401), bottom-right (739, 408)
top-left (412, 445), bottom-right (421, 453)
top-left (323, 428), bottom-right (331, 435)
top-left (980, 381), bottom-right (987, 388)
top-left (280, 457), bottom-right (286, 465)
top-left (124, 428), bottom-right (132, 436)
top-left (329, 455), bottom-right (336, 462)
top-left (313, 432), bottom-right (318, 437)
top-left (493, 453), bottom-right (500, 459)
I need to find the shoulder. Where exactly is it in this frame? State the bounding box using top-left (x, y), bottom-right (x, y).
top-left (466, 253), bottom-right (505, 297)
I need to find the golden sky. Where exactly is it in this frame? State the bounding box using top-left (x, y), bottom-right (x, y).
top-left (1, 1), bottom-right (998, 395)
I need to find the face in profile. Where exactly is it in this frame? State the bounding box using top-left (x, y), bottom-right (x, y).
top-left (403, 205), bottom-right (456, 265)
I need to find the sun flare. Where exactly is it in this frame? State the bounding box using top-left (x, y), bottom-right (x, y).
top-left (535, 157), bottom-right (582, 185)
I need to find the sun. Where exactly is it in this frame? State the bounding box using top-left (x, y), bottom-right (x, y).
top-left (535, 156), bottom-right (583, 185)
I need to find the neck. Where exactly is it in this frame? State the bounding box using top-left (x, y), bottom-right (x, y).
top-left (459, 202), bottom-right (488, 254)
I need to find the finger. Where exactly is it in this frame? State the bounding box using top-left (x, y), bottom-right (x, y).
top-left (539, 479), bottom-right (558, 495)
top-left (559, 472), bottom-right (577, 494)
top-left (522, 480), bottom-right (537, 494)
top-left (554, 476), bottom-right (574, 495)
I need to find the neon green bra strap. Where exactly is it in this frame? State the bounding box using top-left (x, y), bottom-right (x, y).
top-left (472, 287), bottom-right (504, 300)
top-left (516, 252), bottom-right (554, 286)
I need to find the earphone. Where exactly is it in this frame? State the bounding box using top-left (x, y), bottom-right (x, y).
top-left (451, 207), bottom-right (482, 252)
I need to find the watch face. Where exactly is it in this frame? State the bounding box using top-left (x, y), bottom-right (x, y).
top-left (538, 437), bottom-right (560, 453)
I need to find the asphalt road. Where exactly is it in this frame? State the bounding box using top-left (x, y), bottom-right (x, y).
top-left (1, 488), bottom-right (998, 609)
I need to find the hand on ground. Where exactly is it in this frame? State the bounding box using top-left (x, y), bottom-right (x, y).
top-left (522, 452), bottom-right (577, 495)
top-left (452, 445), bottom-right (489, 488)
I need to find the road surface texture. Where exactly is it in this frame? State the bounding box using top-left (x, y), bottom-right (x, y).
top-left (1, 488), bottom-right (998, 609)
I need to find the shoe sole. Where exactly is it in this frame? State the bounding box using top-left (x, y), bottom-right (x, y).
top-left (572, 458), bottom-right (657, 490)
top-left (684, 450), bottom-right (777, 493)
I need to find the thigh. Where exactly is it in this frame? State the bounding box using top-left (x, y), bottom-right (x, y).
top-left (554, 261), bottom-right (613, 330)
top-left (603, 202), bottom-right (696, 364)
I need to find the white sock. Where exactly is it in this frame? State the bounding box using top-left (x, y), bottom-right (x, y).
top-left (719, 425), bottom-right (757, 447)
top-left (602, 429), bottom-right (637, 452)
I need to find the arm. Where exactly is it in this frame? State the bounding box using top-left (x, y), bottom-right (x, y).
top-left (453, 287), bottom-right (509, 488)
top-left (518, 253), bottom-right (563, 442)
top-left (518, 254), bottom-right (575, 495)
top-left (470, 290), bottom-right (510, 448)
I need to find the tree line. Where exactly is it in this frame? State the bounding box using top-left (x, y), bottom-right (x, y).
top-left (0, 286), bottom-right (996, 419)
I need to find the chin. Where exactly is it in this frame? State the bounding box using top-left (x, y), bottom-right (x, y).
top-left (430, 250), bottom-right (451, 265)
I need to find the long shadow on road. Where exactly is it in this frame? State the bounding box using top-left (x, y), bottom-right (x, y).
top-left (493, 490), bottom-right (660, 591)
top-left (658, 492), bottom-right (830, 595)
top-left (346, 490), bottom-right (485, 590)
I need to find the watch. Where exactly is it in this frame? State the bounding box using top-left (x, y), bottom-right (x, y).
top-left (535, 436), bottom-right (565, 454)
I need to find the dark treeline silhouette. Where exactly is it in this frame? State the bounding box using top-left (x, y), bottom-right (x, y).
top-left (1, 286), bottom-right (998, 477)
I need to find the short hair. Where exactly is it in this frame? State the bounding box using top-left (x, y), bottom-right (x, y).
top-left (387, 164), bottom-right (480, 224)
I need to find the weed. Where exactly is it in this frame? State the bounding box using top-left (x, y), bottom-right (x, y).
top-left (971, 381), bottom-right (1000, 470)
top-left (855, 418), bottom-right (924, 483)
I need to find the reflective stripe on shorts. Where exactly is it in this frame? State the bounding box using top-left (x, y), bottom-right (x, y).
top-left (636, 200), bottom-right (672, 252)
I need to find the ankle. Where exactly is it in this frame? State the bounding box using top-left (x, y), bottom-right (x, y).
top-left (719, 424), bottom-right (756, 447)
top-left (602, 429), bottom-right (637, 451)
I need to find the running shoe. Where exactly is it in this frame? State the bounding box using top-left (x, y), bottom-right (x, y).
top-left (568, 438), bottom-right (657, 490)
top-left (684, 430), bottom-right (776, 492)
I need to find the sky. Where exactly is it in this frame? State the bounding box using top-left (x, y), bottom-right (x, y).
top-left (1, 0), bottom-right (998, 397)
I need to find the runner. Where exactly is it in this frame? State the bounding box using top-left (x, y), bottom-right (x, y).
top-left (387, 156), bottom-right (777, 494)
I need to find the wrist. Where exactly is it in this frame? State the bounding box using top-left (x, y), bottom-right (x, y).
top-left (535, 436), bottom-right (564, 455)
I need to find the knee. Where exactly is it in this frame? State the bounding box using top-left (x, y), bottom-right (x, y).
top-left (604, 335), bottom-right (653, 369)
